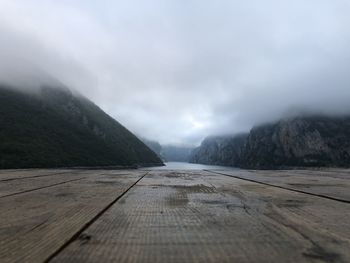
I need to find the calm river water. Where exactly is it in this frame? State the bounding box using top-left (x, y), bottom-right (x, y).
top-left (145, 162), bottom-right (238, 170)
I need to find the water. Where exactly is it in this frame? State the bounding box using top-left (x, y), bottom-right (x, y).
top-left (146, 162), bottom-right (239, 170)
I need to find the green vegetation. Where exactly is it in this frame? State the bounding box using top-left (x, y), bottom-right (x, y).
top-left (0, 85), bottom-right (163, 169)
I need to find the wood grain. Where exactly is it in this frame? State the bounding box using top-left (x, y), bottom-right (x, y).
top-left (0, 170), bottom-right (145, 263)
top-left (0, 169), bottom-right (75, 181)
top-left (207, 169), bottom-right (350, 202)
top-left (51, 170), bottom-right (350, 263)
top-left (1, 168), bottom-right (350, 262)
top-left (0, 172), bottom-right (86, 198)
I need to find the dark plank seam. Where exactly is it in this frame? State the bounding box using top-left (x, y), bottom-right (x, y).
top-left (0, 171), bottom-right (83, 182)
top-left (44, 171), bottom-right (149, 263)
top-left (0, 177), bottom-right (86, 198)
top-left (205, 170), bottom-right (350, 204)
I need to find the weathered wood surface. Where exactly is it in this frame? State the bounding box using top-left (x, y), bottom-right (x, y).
top-left (207, 169), bottom-right (350, 202)
top-left (0, 169), bottom-right (76, 181)
top-left (0, 170), bottom-right (88, 198)
top-left (0, 168), bottom-right (350, 263)
top-left (0, 170), bottom-right (146, 263)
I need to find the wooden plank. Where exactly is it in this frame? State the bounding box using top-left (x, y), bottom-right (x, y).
top-left (0, 170), bottom-right (135, 198)
top-left (0, 170), bottom-right (146, 263)
top-left (0, 172), bottom-right (87, 198)
top-left (51, 170), bottom-right (350, 263)
top-left (0, 169), bottom-right (75, 181)
top-left (207, 169), bottom-right (350, 202)
top-left (258, 169), bottom-right (350, 180)
top-left (294, 168), bottom-right (350, 177)
top-left (0, 168), bottom-right (133, 181)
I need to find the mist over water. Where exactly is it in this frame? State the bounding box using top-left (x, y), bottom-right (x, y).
top-left (1, 1), bottom-right (350, 146)
top-left (147, 162), bottom-right (237, 170)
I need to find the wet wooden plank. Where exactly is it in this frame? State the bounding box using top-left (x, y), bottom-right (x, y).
top-left (0, 170), bottom-right (146, 263)
top-left (285, 169), bottom-right (350, 180)
top-left (207, 169), bottom-right (350, 202)
top-left (0, 171), bottom-right (87, 198)
top-left (52, 170), bottom-right (350, 263)
top-left (0, 170), bottom-right (135, 198)
top-left (0, 169), bottom-right (75, 181)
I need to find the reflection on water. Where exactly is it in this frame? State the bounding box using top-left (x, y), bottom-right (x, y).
top-left (145, 162), bottom-right (238, 170)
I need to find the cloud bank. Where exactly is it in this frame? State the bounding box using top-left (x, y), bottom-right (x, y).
top-left (1, 0), bottom-right (350, 145)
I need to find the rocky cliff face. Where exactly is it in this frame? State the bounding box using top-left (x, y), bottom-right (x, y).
top-left (240, 116), bottom-right (350, 169)
top-left (189, 134), bottom-right (247, 166)
top-left (190, 116), bottom-right (350, 169)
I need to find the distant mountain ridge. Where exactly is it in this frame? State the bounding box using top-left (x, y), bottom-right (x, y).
top-left (190, 115), bottom-right (350, 169)
top-left (140, 138), bottom-right (194, 162)
top-left (0, 85), bottom-right (163, 168)
top-left (141, 138), bottom-right (162, 159)
top-left (190, 134), bottom-right (247, 166)
top-left (161, 145), bottom-right (194, 162)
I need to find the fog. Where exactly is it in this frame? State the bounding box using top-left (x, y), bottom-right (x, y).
top-left (1, 0), bottom-right (350, 146)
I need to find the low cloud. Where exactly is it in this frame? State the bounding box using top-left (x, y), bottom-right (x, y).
top-left (1, 0), bottom-right (350, 145)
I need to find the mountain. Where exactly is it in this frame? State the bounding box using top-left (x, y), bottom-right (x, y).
top-left (189, 134), bottom-right (247, 166)
top-left (0, 85), bottom-right (163, 169)
top-left (141, 138), bottom-right (163, 159)
top-left (140, 138), bottom-right (194, 162)
top-left (161, 145), bottom-right (194, 162)
top-left (240, 115), bottom-right (350, 169)
top-left (190, 115), bottom-right (350, 169)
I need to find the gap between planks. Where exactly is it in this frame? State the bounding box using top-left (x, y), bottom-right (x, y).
top-left (0, 170), bottom-right (83, 182)
top-left (205, 170), bottom-right (350, 204)
top-left (0, 177), bottom-right (86, 199)
top-left (44, 171), bottom-right (150, 263)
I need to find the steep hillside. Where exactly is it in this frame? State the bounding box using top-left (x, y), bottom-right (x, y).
top-left (189, 134), bottom-right (247, 166)
top-left (240, 116), bottom-right (350, 169)
top-left (140, 138), bottom-right (163, 159)
top-left (140, 138), bottom-right (194, 162)
top-left (161, 145), bottom-right (194, 162)
top-left (0, 85), bottom-right (163, 168)
top-left (191, 115), bottom-right (350, 169)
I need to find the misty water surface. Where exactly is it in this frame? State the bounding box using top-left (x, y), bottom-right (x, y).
top-left (146, 162), bottom-right (238, 170)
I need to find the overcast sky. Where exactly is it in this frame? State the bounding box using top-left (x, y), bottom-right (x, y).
top-left (1, 0), bottom-right (350, 145)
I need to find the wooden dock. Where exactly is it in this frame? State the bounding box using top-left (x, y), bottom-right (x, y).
top-left (0, 168), bottom-right (350, 262)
